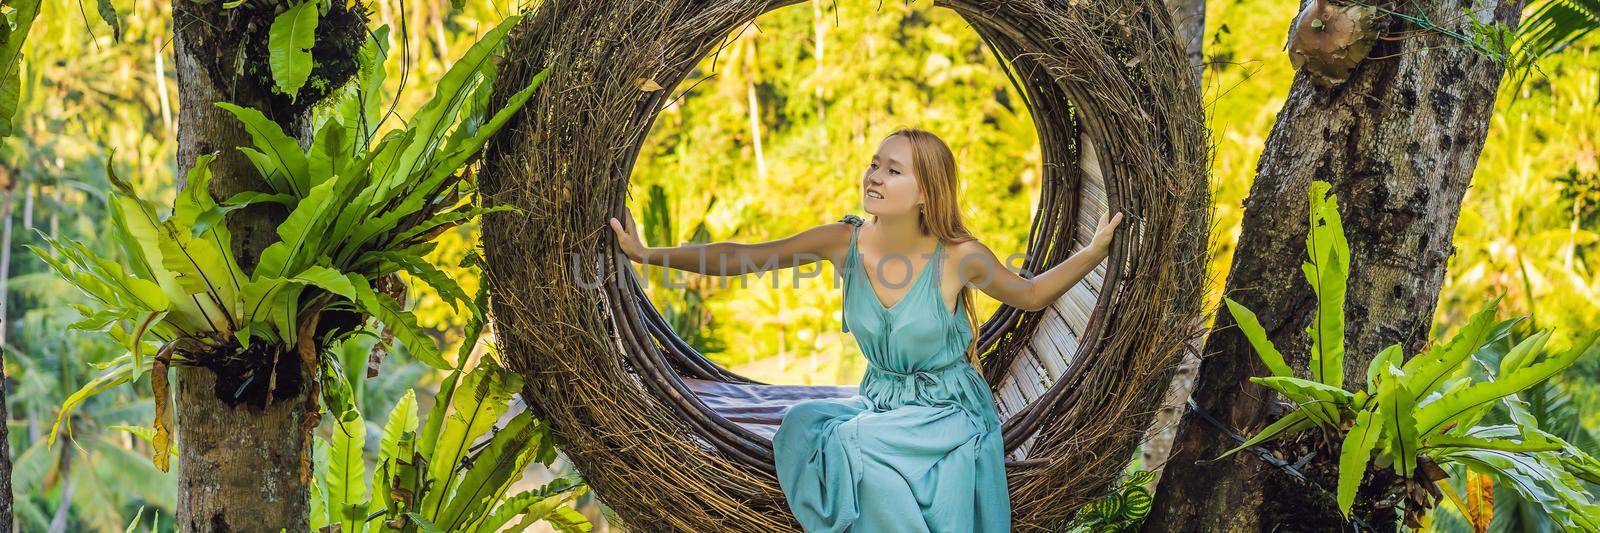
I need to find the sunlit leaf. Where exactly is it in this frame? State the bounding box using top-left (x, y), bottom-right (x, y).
top-left (436, 413), bottom-right (538, 530)
top-left (348, 272), bottom-right (449, 369)
top-left (1376, 363), bottom-right (1419, 478)
top-left (1399, 296), bottom-right (1507, 398)
top-left (1416, 331), bottom-right (1593, 436)
top-left (1337, 409), bottom-right (1381, 517)
top-left (216, 102), bottom-right (310, 196)
top-left (49, 354), bottom-right (136, 446)
top-left (328, 408), bottom-right (369, 532)
top-left (1304, 180), bottom-right (1348, 389)
top-left (0, 0), bottom-right (41, 137)
top-left (268, 0), bottom-right (321, 100)
top-left (421, 357), bottom-right (522, 517)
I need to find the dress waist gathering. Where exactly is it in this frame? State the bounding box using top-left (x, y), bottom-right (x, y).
top-left (858, 361), bottom-right (999, 433)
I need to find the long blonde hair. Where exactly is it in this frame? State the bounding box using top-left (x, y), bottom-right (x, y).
top-left (870, 127), bottom-right (984, 371)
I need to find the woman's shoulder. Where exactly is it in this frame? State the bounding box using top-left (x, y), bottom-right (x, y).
top-left (944, 235), bottom-right (993, 279)
top-left (838, 213), bottom-right (865, 227)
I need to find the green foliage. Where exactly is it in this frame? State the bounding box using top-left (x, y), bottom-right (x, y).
top-left (32, 13), bottom-right (550, 472)
top-left (308, 355), bottom-right (591, 533)
top-left (1420, 326), bottom-right (1600, 532)
top-left (6, 298), bottom-right (180, 530)
top-left (1, 0), bottom-right (1591, 528)
top-left (1337, 409), bottom-right (1382, 515)
top-left (1224, 297), bottom-right (1293, 378)
top-left (0, 0), bottom-right (41, 137)
top-left (638, 183), bottom-right (726, 356)
top-left (269, 0), bottom-right (323, 100)
top-left (1065, 469), bottom-right (1156, 532)
top-left (95, 0), bottom-right (121, 43)
top-left (1511, 0), bottom-right (1600, 95)
top-left (1218, 180), bottom-right (1600, 526)
top-left (1304, 180), bottom-right (1349, 391)
top-left (328, 403), bottom-right (369, 531)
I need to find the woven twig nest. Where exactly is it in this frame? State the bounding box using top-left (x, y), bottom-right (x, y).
top-left (478, 0), bottom-right (1212, 530)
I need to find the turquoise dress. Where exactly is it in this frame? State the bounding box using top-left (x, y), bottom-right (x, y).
top-left (773, 214), bottom-right (1011, 532)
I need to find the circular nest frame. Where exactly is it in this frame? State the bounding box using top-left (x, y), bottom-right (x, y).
top-left (479, 0), bottom-right (1212, 530)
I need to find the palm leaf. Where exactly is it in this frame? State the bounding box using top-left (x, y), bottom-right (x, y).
top-left (1517, 0), bottom-right (1600, 58)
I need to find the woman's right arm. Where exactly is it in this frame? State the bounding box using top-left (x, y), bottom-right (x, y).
top-left (608, 210), bottom-right (851, 277)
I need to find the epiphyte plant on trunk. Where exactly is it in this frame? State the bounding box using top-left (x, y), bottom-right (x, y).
top-left (32, 12), bottom-right (551, 474)
top-left (1218, 180), bottom-right (1600, 529)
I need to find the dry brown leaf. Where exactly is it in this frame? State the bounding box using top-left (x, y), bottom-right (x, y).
top-left (1465, 471), bottom-right (1494, 533)
top-left (152, 355), bottom-right (173, 472)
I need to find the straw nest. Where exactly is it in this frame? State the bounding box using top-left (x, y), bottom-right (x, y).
top-left (478, 0), bottom-right (1213, 530)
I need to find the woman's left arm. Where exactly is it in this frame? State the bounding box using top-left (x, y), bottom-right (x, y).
top-left (957, 211), bottom-right (1123, 311)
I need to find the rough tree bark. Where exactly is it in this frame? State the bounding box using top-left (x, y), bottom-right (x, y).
top-left (0, 180), bottom-right (12, 532)
top-left (1144, 0), bottom-right (1525, 528)
top-left (1162, 0), bottom-right (1206, 87)
top-left (0, 335), bottom-right (10, 533)
top-left (169, 2), bottom-right (364, 530)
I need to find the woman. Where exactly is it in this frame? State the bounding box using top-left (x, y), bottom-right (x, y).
top-left (609, 128), bottom-right (1122, 532)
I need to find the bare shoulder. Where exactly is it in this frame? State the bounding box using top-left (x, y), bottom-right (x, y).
top-left (813, 217), bottom-right (859, 265)
top-left (948, 237), bottom-right (997, 260)
top-left (947, 237), bottom-right (999, 281)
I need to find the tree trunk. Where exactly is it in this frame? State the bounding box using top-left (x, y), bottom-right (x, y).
top-left (1, 183), bottom-right (13, 348)
top-left (172, 367), bottom-right (312, 531)
top-left (1161, 0), bottom-right (1206, 87)
top-left (0, 334), bottom-right (11, 533)
top-left (0, 166), bottom-right (14, 533)
top-left (1144, 0), bottom-right (1525, 528)
top-left (169, 2), bottom-right (364, 530)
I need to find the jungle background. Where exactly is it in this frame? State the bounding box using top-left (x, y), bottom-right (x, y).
top-left (0, 0), bottom-right (1594, 530)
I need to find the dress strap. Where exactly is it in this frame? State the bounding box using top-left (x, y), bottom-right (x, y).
top-left (930, 239), bottom-right (949, 315)
top-left (838, 214), bottom-right (863, 333)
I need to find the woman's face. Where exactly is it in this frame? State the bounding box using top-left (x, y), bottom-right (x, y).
top-left (862, 135), bottom-right (921, 217)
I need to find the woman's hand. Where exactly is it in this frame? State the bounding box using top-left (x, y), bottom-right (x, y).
top-left (608, 210), bottom-right (647, 263)
top-left (1089, 210), bottom-right (1123, 256)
